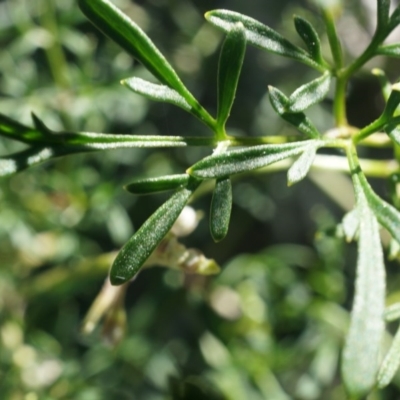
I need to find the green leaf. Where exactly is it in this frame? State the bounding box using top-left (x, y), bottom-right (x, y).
top-left (388, 6), bottom-right (400, 33)
top-left (382, 82), bottom-right (400, 119)
top-left (342, 200), bottom-right (385, 397)
top-left (286, 72), bottom-right (332, 113)
top-left (110, 177), bottom-right (201, 285)
top-left (372, 68), bottom-right (392, 101)
top-left (78, 0), bottom-right (214, 127)
top-left (376, 43), bottom-right (400, 58)
top-left (268, 86), bottom-right (321, 138)
top-left (210, 177), bottom-right (232, 242)
top-left (217, 22), bottom-right (247, 131)
top-left (188, 141), bottom-right (312, 179)
top-left (384, 303), bottom-right (400, 322)
top-left (205, 10), bottom-right (322, 70)
top-left (0, 112), bottom-right (44, 144)
top-left (341, 209), bottom-right (360, 242)
top-left (124, 174), bottom-right (190, 195)
top-left (121, 77), bottom-right (191, 111)
top-left (287, 143), bottom-right (318, 185)
top-left (377, 0), bottom-right (390, 33)
top-left (378, 323), bottom-right (400, 388)
top-left (389, 238), bottom-right (400, 260)
top-left (293, 15), bottom-right (324, 65)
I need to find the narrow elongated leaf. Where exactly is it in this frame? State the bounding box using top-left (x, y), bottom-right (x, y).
top-left (286, 72), bottom-right (332, 113)
top-left (210, 177), bottom-right (232, 242)
top-left (205, 10), bottom-right (322, 70)
top-left (110, 177), bottom-right (201, 285)
top-left (341, 208), bottom-right (360, 242)
top-left (124, 174), bottom-right (189, 195)
top-left (0, 113), bottom-right (44, 143)
top-left (389, 238), bottom-right (400, 260)
top-left (122, 77), bottom-right (191, 111)
top-left (217, 22), bottom-right (246, 130)
top-left (376, 44), bottom-right (400, 58)
top-left (188, 141), bottom-right (313, 179)
top-left (384, 303), bottom-right (400, 322)
top-left (388, 6), bottom-right (400, 33)
top-left (294, 15), bottom-right (324, 65)
top-left (372, 68), bottom-right (392, 101)
top-left (78, 0), bottom-right (186, 94)
top-left (382, 82), bottom-right (400, 118)
top-left (287, 143), bottom-right (318, 185)
top-left (378, 324), bottom-right (400, 388)
top-left (342, 170), bottom-right (386, 397)
top-left (377, 0), bottom-right (390, 33)
top-left (268, 86), bottom-right (321, 138)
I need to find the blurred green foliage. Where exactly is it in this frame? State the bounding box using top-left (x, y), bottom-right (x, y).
top-left (1, 0), bottom-right (400, 399)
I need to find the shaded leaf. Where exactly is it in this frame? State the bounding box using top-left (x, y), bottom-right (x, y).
top-left (384, 302), bottom-right (400, 322)
top-left (217, 22), bottom-right (247, 130)
top-left (287, 143), bottom-right (318, 185)
top-left (377, 0), bottom-right (390, 33)
top-left (388, 6), bottom-right (400, 33)
top-left (268, 86), bottom-right (321, 138)
top-left (372, 68), bottom-right (392, 101)
top-left (210, 177), bottom-right (232, 242)
top-left (389, 238), bottom-right (400, 260)
top-left (110, 177), bottom-right (201, 285)
top-left (122, 77), bottom-right (191, 111)
top-left (378, 323), bottom-right (400, 388)
top-left (382, 82), bottom-right (400, 118)
top-left (124, 174), bottom-right (190, 195)
top-left (0, 112), bottom-right (44, 144)
top-left (294, 15), bottom-right (324, 65)
top-left (205, 9), bottom-right (322, 70)
top-left (188, 141), bottom-right (312, 179)
top-left (286, 72), bottom-right (332, 113)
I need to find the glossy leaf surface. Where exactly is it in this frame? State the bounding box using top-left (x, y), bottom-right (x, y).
top-left (188, 141), bottom-right (312, 179)
top-left (122, 78), bottom-right (191, 111)
top-left (268, 86), bottom-right (321, 138)
top-left (210, 177), bottom-right (232, 242)
top-left (124, 174), bottom-right (190, 195)
top-left (110, 178), bottom-right (201, 285)
top-left (377, 44), bottom-right (400, 58)
top-left (217, 22), bottom-right (246, 130)
top-left (287, 143), bottom-right (318, 185)
top-left (205, 10), bottom-right (322, 70)
top-left (286, 72), bottom-right (331, 113)
top-left (294, 15), bottom-right (324, 65)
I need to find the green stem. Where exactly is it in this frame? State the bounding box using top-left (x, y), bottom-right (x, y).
top-left (322, 8), bottom-right (343, 70)
top-left (334, 76), bottom-right (348, 126)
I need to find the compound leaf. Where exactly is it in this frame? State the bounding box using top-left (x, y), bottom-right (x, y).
top-left (205, 9), bottom-right (322, 70)
top-left (188, 141), bottom-right (312, 179)
top-left (210, 177), bottom-right (232, 242)
top-left (124, 174), bottom-right (190, 195)
top-left (110, 177), bottom-right (201, 285)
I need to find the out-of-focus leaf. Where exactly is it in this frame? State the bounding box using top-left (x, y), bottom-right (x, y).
top-left (378, 324), bottom-right (400, 388)
top-left (341, 209), bottom-right (360, 242)
top-left (342, 165), bottom-right (386, 398)
top-left (376, 44), bottom-right (400, 58)
top-left (286, 72), bottom-right (332, 113)
top-left (388, 6), bottom-right (400, 33)
top-left (384, 303), bottom-right (400, 322)
top-left (121, 78), bottom-right (191, 111)
top-left (210, 177), bottom-right (232, 242)
top-left (382, 82), bottom-right (400, 118)
top-left (205, 9), bottom-right (322, 70)
top-left (294, 15), bottom-right (324, 66)
top-left (287, 143), bottom-right (318, 185)
top-left (124, 174), bottom-right (189, 195)
top-left (372, 68), bottom-right (392, 101)
top-left (268, 86), bottom-right (321, 138)
top-left (217, 22), bottom-right (246, 131)
top-left (389, 238), bottom-right (400, 260)
top-left (110, 177), bottom-right (201, 285)
top-left (188, 141), bottom-right (312, 179)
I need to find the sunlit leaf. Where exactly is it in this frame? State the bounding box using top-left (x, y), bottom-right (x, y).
top-left (384, 302), bottom-right (400, 322)
top-left (124, 174), bottom-right (190, 195)
top-left (210, 177), bottom-right (232, 242)
top-left (382, 82), bottom-right (400, 118)
top-left (110, 177), bottom-right (201, 285)
top-left (342, 167), bottom-right (386, 398)
top-left (217, 22), bottom-right (246, 130)
top-left (376, 43), bottom-right (400, 58)
top-left (268, 86), bottom-right (321, 138)
top-left (188, 141), bottom-right (312, 179)
top-left (205, 9), bottom-right (322, 70)
top-left (0, 112), bottom-right (43, 143)
top-left (294, 15), bottom-right (324, 65)
top-left (378, 324), bottom-right (400, 388)
top-left (122, 77), bottom-right (191, 111)
top-left (287, 143), bottom-right (318, 185)
top-left (341, 208), bottom-right (360, 242)
top-left (286, 72), bottom-right (332, 113)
